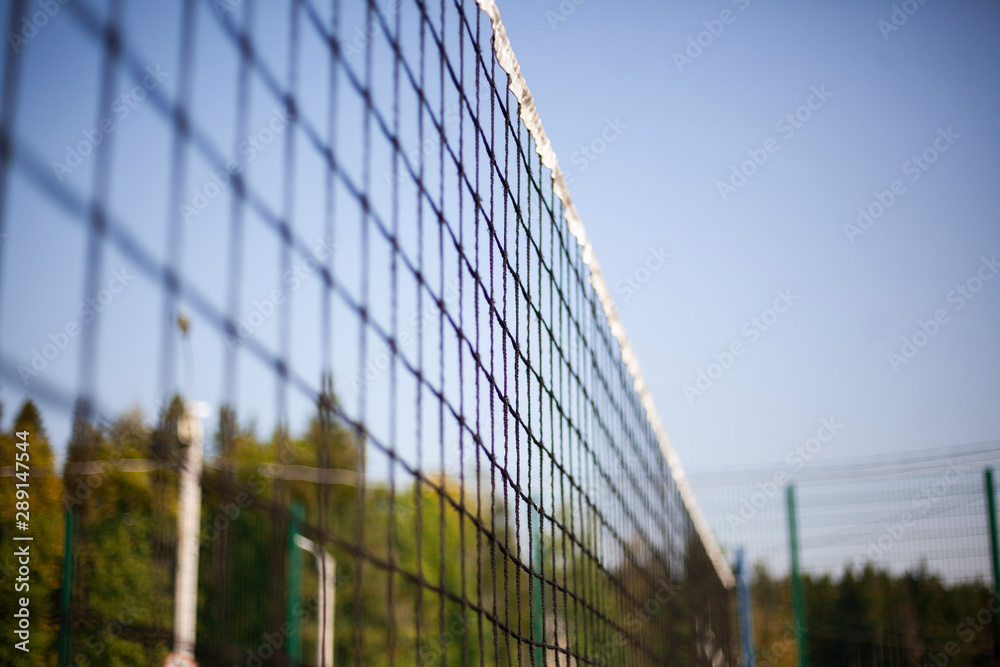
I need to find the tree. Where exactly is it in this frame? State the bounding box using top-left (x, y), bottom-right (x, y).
top-left (0, 400), bottom-right (64, 665)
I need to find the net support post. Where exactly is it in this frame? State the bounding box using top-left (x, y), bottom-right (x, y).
top-left (286, 501), bottom-right (305, 664)
top-left (786, 484), bottom-right (808, 667)
top-left (293, 533), bottom-right (335, 667)
top-left (173, 402), bottom-right (205, 658)
top-left (531, 505), bottom-right (544, 666)
top-left (985, 467), bottom-right (1000, 657)
top-left (57, 509), bottom-right (75, 666)
top-left (735, 547), bottom-right (756, 667)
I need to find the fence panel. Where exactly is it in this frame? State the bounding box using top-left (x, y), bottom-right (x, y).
top-left (690, 444), bottom-right (1000, 667)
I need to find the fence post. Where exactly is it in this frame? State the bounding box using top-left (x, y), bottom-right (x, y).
top-left (786, 484), bottom-right (808, 667)
top-left (286, 501), bottom-right (305, 665)
top-left (736, 547), bottom-right (756, 667)
top-left (173, 402), bottom-right (205, 658)
top-left (531, 506), bottom-right (544, 666)
top-left (57, 509), bottom-right (75, 666)
top-left (985, 468), bottom-right (1000, 657)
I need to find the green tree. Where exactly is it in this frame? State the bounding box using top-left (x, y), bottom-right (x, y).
top-left (0, 400), bottom-right (65, 665)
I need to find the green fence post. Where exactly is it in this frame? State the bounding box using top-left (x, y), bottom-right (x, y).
top-left (287, 501), bottom-right (304, 665)
top-left (531, 506), bottom-right (544, 667)
top-left (787, 484), bottom-right (809, 667)
top-left (57, 509), bottom-right (74, 666)
top-left (985, 468), bottom-right (1000, 657)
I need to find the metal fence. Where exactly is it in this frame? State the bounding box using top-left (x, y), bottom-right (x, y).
top-left (688, 443), bottom-right (1000, 667)
top-left (0, 0), bottom-right (736, 665)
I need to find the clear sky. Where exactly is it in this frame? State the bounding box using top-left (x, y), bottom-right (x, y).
top-left (495, 0), bottom-right (1000, 471)
top-left (1, 0), bottom-right (998, 479)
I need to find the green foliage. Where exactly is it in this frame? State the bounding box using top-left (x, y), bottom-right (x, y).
top-left (0, 401), bottom-right (64, 665)
top-left (751, 563), bottom-right (997, 667)
top-left (25, 386), bottom-right (998, 666)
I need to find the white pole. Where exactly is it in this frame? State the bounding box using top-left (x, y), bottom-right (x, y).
top-left (320, 549), bottom-right (335, 667)
top-left (173, 401), bottom-right (205, 659)
top-left (294, 534), bottom-right (336, 666)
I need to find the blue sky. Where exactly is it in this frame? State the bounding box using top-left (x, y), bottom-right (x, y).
top-left (496, 0), bottom-right (1000, 471)
top-left (1, 0), bottom-right (998, 481)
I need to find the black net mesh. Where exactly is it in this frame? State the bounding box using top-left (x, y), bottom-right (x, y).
top-left (0, 0), bottom-right (736, 664)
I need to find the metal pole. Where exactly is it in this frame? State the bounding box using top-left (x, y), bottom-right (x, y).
top-left (736, 547), bottom-right (756, 667)
top-left (787, 484), bottom-right (808, 667)
top-left (321, 550), bottom-right (335, 667)
top-left (173, 402), bottom-right (204, 658)
top-left (294, 534), bottom-right (336, 666)
top-left (985, 468), bottom-right (1000, 657)
top-left (57, 509), bottom-right (74, 666)
top-left (287, 502), bottom-right (304, 664)
top-left (531, 506), bottom-right (544, 666)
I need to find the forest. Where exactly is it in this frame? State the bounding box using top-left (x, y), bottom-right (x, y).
top-left (0, 394), bottom-right (733, 666)
top-left (0, 395), bottom-right (993, 666)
